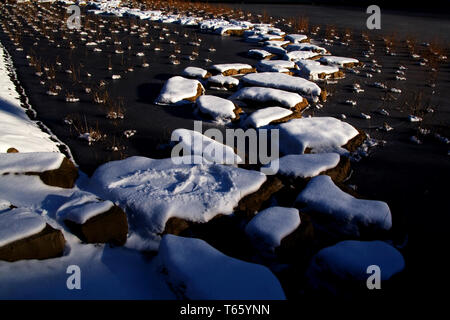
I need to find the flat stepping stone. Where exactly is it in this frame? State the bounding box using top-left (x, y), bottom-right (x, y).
top-left (0, 208), bottom-right (65, 262)
top-left (157, 234), bottom-right (286, 299)
top-left (57, 191), bottom-right (128, 245)
top-left (154, 76), bottom-right (204, 105)
top-left (295, 175), bottom-right (392, 237)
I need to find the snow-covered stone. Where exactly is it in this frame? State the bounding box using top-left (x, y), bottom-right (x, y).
top-left (154, 76), bottom-right (204, 105)
top-left (56, 191), bottom-right (114, 225)
top-left (295, 175), bottom-right (392, 237)
top-left (0, 152), bottom-right (65, 175)
top-left (245, 206), bottom-right (300, 252)
top-left (256, 60), bottom-right (296, 73)
top-left (264, 153), bottom-right (340, 178)
top-left (273, 117), bottom-right (359, 154)
top-left (230, 86), bottom-right (306, 109)
top-left (89, 156), bottom-right (266, 238)
top-left (196, 95), bottom-right (237, 122)
top-left (285, 34), bottom-right (308, 43)
top-left (319, 56), bottom-right (359, 67)
top-left (306, 240), bottom-right (404, 295)
top-left (172, 129), bottom-right (242, 165)
top-left (244, 107), bottom-right (293, 128)
top-left (156, 234), bottom-right (286, 299)
top-left (241, 72), bottom-right (321, 98)
top-left (284, 50), bottom-right (318, 61)
top-left (182, 66), bottom-right (209, 79)
top-left (209, 63), bottom-right (254, 75)
top-left (0, 208), bottom-right (46, 247)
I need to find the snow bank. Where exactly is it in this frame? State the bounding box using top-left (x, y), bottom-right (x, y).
top-left (273, 117), bottom-right (359, 154)
top-left (244, 107), bottom-right (293, 128)
top-left (157, 234), bottom-right (286, 299)
top-left (0, 208), bottom-right (46, 247)
top-left (89, 157), bottom-right (266, 236)
top-left (196, 95), bottom-right (237, 122)
top-left (0, 43), bottom-right (61, 153)
top-left (241, 72), bottom-right (321, 98)
top-left (245, 207), bottom-right (300, 252)
top-left (230, 86), bottom-right (305, 109)
top-left (265, 153), bottom-right (340, 177)
top-left (296, 175), bottom-right (392, 237)
top-left (154, 76), bottom-right (203, 105)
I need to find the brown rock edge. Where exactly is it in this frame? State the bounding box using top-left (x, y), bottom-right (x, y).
top-left (343, 130), bottom-right (367, 152)
top-left (236, 176), bottom-right (284, 219)
top-left (64, 205), bottom-right (128, 246)
top-left (184, 83), bottom-right (205, 103)
top-left (7, 157), bottom-right (79, 189)
top-left (0, 224), bottom-right (65, 262)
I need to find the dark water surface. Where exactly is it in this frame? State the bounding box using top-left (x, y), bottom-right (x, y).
top-left (227, 3), bottom-right (450, 44)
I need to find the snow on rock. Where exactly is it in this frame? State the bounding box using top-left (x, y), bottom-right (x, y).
top-left (172, 129), bottom-right (242, 164)
top-left (286, 43), bottom-right (328, 54)
top-left (207, 75), bottom-right (239, 89)
top-left (154, 76), bottom-right (204, 105)
top-left (273, 117), bottom-right (359, 154)
top-left (261, 45), bottom-right (287, 56)
top-left (241, 72), bottom-right (321, 98)
top-left (264, 153), bottom-right (340, 178)
top-left (264, 40), bottom-right (290, 47)
top-left (209, 63), bottom-right (254, 75)
top-left (56, 191), bottom-right (114, 225)
top-left (296, 60), bottom-right (341, 80)
top-left (182, 66), bottom-right (209, 79)
top-left (0, 152), bottom-right (64, 175)
top-left (0, 208), bottom-right (46, 247)
top-left (319, 56), bottom-right (360, 67)
top-left (248, 49), bottom-right (273, 59)
top-left (156, 234), bottom-right (286, 299)
top-left (89, 156), bottom-right (266, 237)
top-left (256, 60), bottom-right (296, 73)
top-left (245, 206), bottom-right (300, 252)
top-left (306, 240), bottom-right (404, 295)
top-left (295, 175), bottom-right (392, 237)
top-left (244, 107), bottom-right (293, 128)
top-left (284, 50), bottom-right (319, 62)
top-left (285, 34), bottom-right (308, 43)
top-left (0, 43), bottom-right (61, 153)
top-left (196, 95), bottom-right (237, 122)
top-left (230, 86), bottom-right (306, 109)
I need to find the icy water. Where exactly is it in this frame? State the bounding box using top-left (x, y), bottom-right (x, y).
top-left (230, 3), bottom-right (450, 44)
